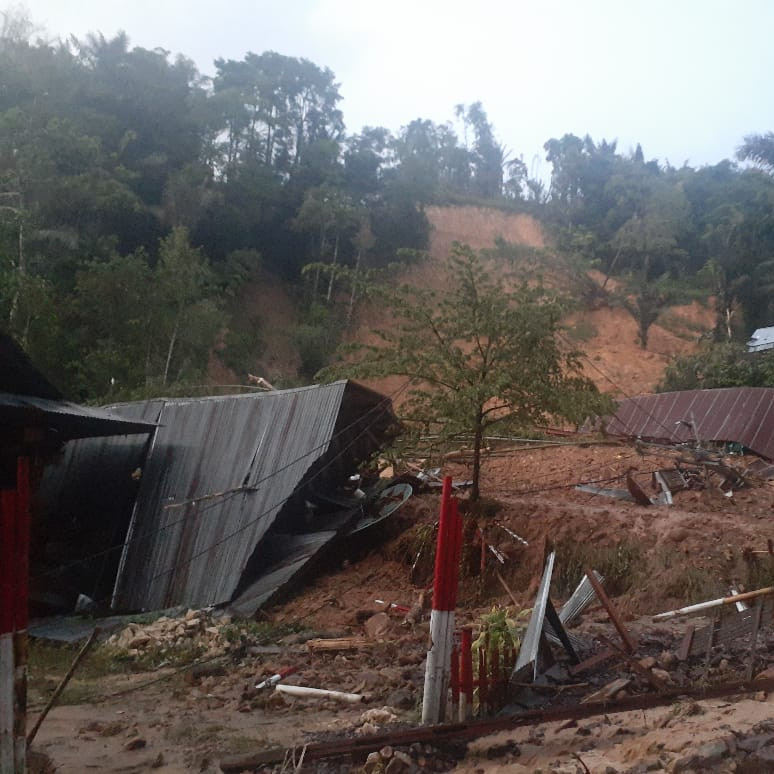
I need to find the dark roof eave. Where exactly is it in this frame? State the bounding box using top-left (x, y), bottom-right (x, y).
top-left (0, 392), bottom-right (156, 442)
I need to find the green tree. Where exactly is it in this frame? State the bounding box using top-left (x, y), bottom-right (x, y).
top-left (738, 132), bottom-right (774, 173)
top-left (155, 226), bottom-right (223, 386)
top-left (659, 342), bottom-right (774, 392)
top-left (320, 243), bottom-right (609, 501)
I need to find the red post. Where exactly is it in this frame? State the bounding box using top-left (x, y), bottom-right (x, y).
top-left (491, 646), bottom-right (500, 707)
top-left (450, 643), bottom-right (459, 705)
top-left (14, 458), bottom-right (30, 634)
top-left (448, 498), bottom-right (463, 609)
top-left (0, 490), bottom-right (14, 635)
top-left (459, 627), bottom-right (473, 720)
top-left (478, 644), bottom-right (487, 716)
top-left (13, 458), bottom-right (30, 773)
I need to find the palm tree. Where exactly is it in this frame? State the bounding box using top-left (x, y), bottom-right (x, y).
top-left (737, 132), bottom-right (774, 173)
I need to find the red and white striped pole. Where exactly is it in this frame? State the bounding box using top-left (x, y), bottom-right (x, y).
top-left (1, 457), bottom-right (30, 774)
top-left (421, 477), bottom-right (462, 724)
top-left (1, 480), bottom-right (17, 772)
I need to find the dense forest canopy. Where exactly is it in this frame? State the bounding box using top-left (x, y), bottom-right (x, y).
top-left (1, 12), bottom-right (774, 401)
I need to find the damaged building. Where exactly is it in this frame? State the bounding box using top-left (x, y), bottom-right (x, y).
top-left (33, 382), bottom-right (397, 617)
top-left (603, 387), bottom-right (774, 459)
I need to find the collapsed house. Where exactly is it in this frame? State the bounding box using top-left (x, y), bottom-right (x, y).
top-left (34, 382), bottom-right (397, 617)
top-left (747, 327), bottom-right (774, 353)
top-left (603, 387), bottom-right (774, 459)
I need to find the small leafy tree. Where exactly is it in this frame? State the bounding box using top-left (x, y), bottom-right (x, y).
top-left (320, 243), bottom-right (610, 501)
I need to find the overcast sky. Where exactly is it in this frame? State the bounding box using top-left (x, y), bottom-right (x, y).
top-left (19, 0), bottom-right (774, 179)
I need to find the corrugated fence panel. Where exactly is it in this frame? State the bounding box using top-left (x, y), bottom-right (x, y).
top-left (114, 383), bottom-right (349, 610)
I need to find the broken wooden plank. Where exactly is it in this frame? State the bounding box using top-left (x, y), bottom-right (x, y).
top-left (218, 676), bottom-right (774, 771)
top-left (568, 648), bottom-right (619, 676)
top-left (306, 637), bottom-right (371, 652)
top-left (581, 677), bottom-right (631, 704)
top-left (584, 568), bottom-right (637, 653)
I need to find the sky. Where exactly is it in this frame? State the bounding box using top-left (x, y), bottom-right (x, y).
top-left (18, 0), bottom-right (774, 179)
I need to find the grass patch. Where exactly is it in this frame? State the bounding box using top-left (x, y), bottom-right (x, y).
top-left (744, 555), bottom-right (774, 590)
top-left (660, 566), bottom-right (721, 605)
top-left (220, 619), bottom-right (304, 647)
top-left (553, 539), bottom-right (642, 598)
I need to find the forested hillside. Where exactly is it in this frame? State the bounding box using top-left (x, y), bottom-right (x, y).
top-left (2, 12), bottom-right (774, 402)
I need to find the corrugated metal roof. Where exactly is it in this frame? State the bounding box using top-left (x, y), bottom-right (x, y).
top-left (32, 401), bottom-right (164, 611)
top-left (748, 327), bottom-right (774, 352)
top-left (112, 381), bottom-right (394, 611)
top-left (0, 391), bottom-right (157, 440)
top-left (605, 387), bottom-right (774, 459)
top-left (0, 334), bottom-right (62, 399)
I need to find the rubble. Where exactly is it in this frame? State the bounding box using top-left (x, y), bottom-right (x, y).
top-left (104, 609), bottom-right (228, 658)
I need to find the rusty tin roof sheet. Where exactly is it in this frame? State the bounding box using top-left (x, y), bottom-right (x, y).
top-left (112, 381), bottom-right (394, 611)
top-left (605, 388), bottom-right (774, 459)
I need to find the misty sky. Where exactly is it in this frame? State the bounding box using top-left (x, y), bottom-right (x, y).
top-left (20, 0), bottom-right (774, 178)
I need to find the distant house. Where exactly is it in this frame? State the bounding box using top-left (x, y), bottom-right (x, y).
top-left (747, 327), bottom-right (774, 353)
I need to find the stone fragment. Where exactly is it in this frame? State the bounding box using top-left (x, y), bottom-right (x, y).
top-left (124, 737), bottom-right (147, 751)
top-left (365, 612), bottom-right (394, 640)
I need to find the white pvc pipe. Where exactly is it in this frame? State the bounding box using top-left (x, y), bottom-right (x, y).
top-left (653, 587), bottom-right (774, 621)
top-left (275, 685), bottom-right (364, 704)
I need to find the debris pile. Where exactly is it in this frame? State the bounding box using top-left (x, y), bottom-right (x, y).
top-left (105, 609), bottom-right (228, 658)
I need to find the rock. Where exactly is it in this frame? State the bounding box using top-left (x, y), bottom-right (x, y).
top-left (671, 739), bottom-right (728, 772)
top-left (380, 745), bottom-right (394, 760)
top-left (659, 650), bottom-right (678, 670)
top-left (360, 707), bottom-right (399, 726)
top-left (651, 668), bottom-right (674, 684)
top-left (356, 722), bottom-right (378, 736)
top-left (639, 656), bottom-right (656, 670)
top-left (755, 665), bottom-right (774, 681)
top-left (124, 737), bottom-right (147, 751)
top-left (750, 747), bottom-right (774, 766)
top-left (363, 751), bottom-right (382, 773)
top-left (737, 733), bottom-right (774, 752)
top-left (384, 757), bottom-right (408, 774)
top-left (386, 687), bottom-right (415, 710)
top-left (365, 612), bottom-right (394, 640)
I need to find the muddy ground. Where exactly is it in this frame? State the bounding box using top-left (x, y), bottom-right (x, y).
top-left (26, 441), bottom-right (774, 773)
